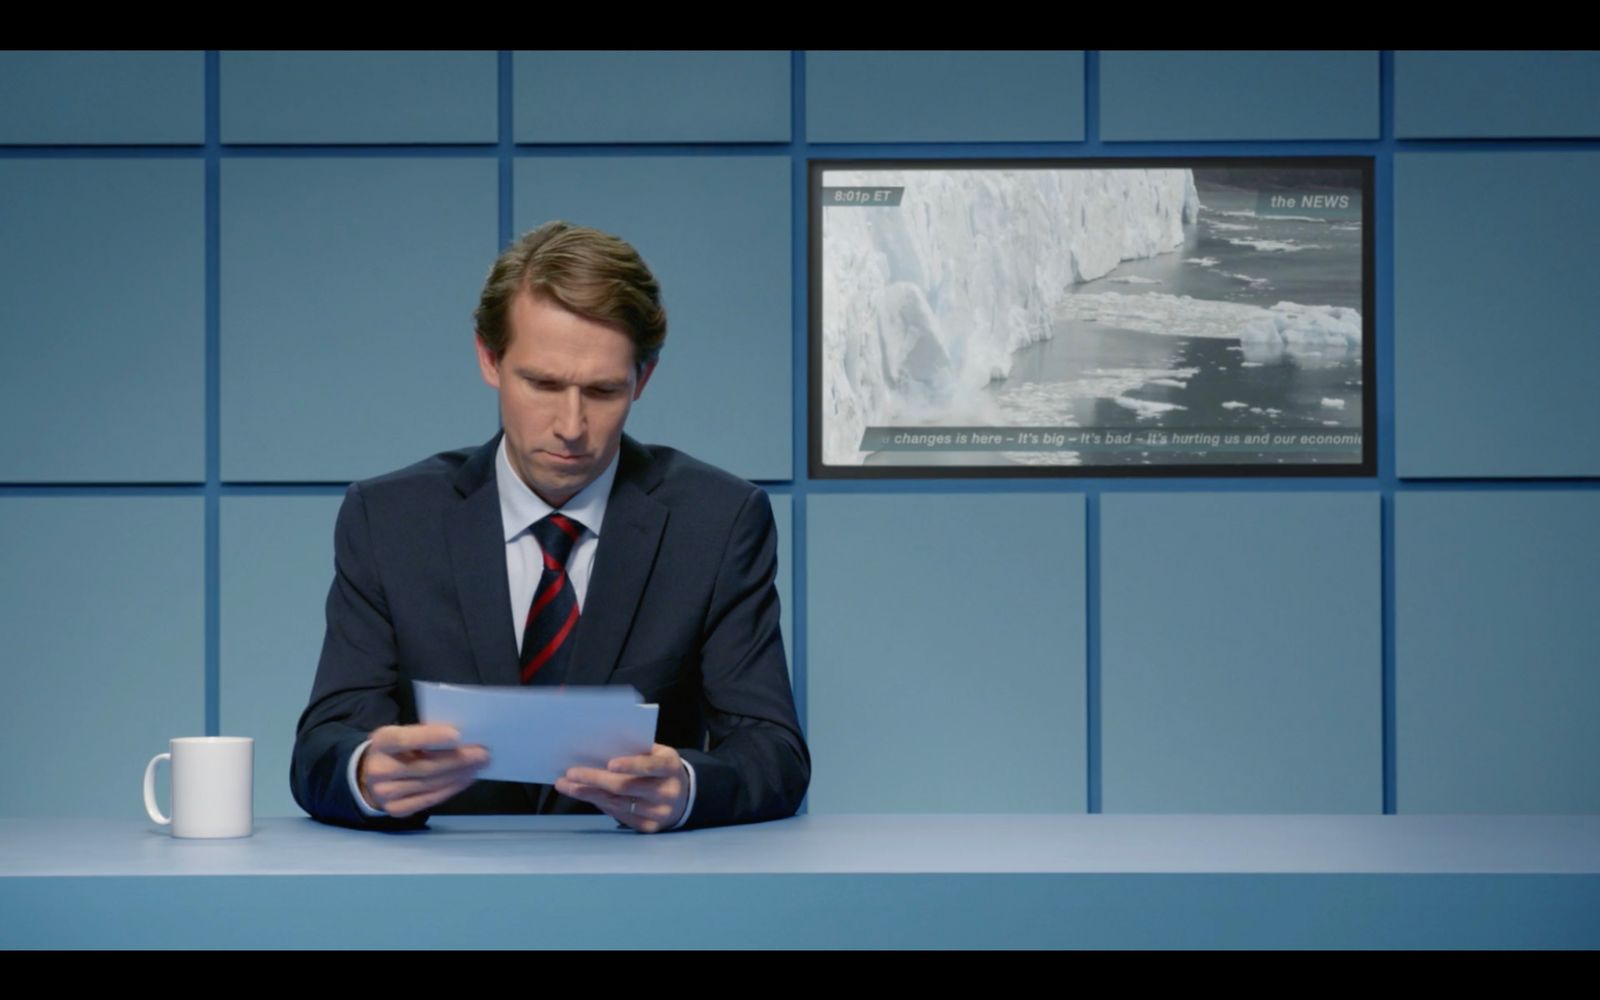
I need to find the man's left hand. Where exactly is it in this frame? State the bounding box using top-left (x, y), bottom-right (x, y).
top-left (555, 743), bottom-right (689, 833)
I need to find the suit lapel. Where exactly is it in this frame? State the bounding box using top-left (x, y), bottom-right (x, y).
top-left (444, 434), bottom-right (523, 688)
top-left (564, 436), bottom-right (667, 690)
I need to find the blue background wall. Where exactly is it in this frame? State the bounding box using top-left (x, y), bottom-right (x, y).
top-left (3, 50), bottom-right (1596, 820)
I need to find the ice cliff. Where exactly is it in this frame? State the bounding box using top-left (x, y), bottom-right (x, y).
top-left (821, 168), bottom-right (1200, 464)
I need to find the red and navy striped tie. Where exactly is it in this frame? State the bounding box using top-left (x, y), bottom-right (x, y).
top-left (520, 512), bottom-right (583, 685)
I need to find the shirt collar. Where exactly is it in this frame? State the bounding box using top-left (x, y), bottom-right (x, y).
top-left (495, 436), bottom-right (618, 543)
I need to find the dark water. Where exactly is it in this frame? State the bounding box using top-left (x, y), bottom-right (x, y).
top-left (1092, 184), bottom-right (1363, 311)
top-left (1003, 185), bottom-right (1363, 467)
top-left (998, 326), bottom-right (1362, 467)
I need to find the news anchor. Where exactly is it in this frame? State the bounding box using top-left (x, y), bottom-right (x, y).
top-left (291, 221), bottom-right (810, 832)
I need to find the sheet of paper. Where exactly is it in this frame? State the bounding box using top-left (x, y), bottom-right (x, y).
top-left (413, 682), bottom-right (659, 784)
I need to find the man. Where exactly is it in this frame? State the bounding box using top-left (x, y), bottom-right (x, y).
top-left (291, 221), bottom-right (809, 833)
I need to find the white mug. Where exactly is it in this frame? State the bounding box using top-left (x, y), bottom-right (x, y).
top-left (143, 737), bottom-right (254, 838)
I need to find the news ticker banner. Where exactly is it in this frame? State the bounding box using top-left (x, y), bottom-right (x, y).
top-left (861, 427), bottom-right (1364, 455)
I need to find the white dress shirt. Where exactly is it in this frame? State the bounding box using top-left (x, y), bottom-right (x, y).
top-left (496, 434), bottom-right (615, 647)
top-left (349, 437), bottom-right (696, 826)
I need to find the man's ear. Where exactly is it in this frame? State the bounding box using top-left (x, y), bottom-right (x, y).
top-left (475, 334), bottom-right (502, 390)
top-left (633, 360), bottom-right (658, 400)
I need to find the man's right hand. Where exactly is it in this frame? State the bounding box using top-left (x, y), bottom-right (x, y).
top-left (358, 724), bottom-right (490, 817)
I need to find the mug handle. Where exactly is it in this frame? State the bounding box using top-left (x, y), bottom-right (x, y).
top-left (144, 752), bottom-right (172, 826)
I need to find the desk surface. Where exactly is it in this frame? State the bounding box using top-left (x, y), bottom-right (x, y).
top-left (5, 813), bottom-right (1600, 877)
top-left (4, 815), bottom-right (1598, 949)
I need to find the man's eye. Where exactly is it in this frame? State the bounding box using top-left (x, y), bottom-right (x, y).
top-left (586, 386), bottom-right (623, 399)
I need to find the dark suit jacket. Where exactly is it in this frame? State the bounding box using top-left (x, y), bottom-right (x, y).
top-left (291, 432), bottom-right (810, 830)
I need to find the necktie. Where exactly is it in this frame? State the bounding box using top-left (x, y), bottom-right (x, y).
top-left (520, 512), bottom-right (583, 685)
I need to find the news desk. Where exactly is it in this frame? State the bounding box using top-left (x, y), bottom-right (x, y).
top-left (3, 814), bottom-right (1598, 949)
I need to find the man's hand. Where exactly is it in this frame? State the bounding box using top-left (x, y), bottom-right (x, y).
top-left (555, 743), bottom-right (689, 833)
top-left (358, 724), bottom-right (490, 818)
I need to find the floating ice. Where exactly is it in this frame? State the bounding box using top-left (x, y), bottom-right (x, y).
top-left (1237, 302), bottom-right (1363, 365)
top-left (1057, 292), bottom-right (1361, 366)
top-left (1081, 366), bottom-right (1200, 388)
top-left (1207, 221), bottom-right (1256, 232)
top-left (993, 366), bottom-right (1199, 433)
top-left (1321, 397), bottom-right (1347, 410)
top-left (1255, 214), bottom-right (1331, 223)
top-left (1108, 275), bottom-right (1162, 285)
top-left (1115, 396), bottom-right (1186, 419)
top-left (1221, 401), bottom-right (1248, 409)
top-left (1186, 257), bottom-right (1220, 267)
top-left (1221, 271), bottom-right (1270, 287)
top-left (1224, 237), bottom-right (1321, 253)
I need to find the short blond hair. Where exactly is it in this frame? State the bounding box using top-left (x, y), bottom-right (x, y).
top-left (474, 221), bottom-right (667, 369)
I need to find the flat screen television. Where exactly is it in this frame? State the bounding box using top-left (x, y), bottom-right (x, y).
top-left (810, 158), bottom-right (1375, 477)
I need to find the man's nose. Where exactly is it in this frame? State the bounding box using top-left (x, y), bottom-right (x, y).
top-left (553, 387), bottom-right (585, 440)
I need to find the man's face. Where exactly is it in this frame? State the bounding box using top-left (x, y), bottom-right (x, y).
top-left (476, 292), bottom-right (654, 507)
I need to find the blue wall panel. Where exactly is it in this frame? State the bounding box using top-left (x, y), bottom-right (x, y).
top-left (806, 51), bottom-right (1084, 143)
top-left (1396, 51), bottom-right (1600, 139)
top-left (1100, 493), bottom-right (1382, 813)
top-left (1396, 493), bottom-right (1600, 813)
top-left (0, 51), bottom-right (203, 145)
top-left (219, 496), bottom-right (342, 818)
top-left (515, 156), bottom-right (792, 482)
top-left (220, 158), bottom-right (498, 482)
top-left (0, 498), bottom-right (203, 817)
top-left (1395, 152), bottom-right (1600, 478)
top-left (0, 160), bottom-right (204, 482)
top-left (1100, 51), bottom-right (1378, 141)
top-left (805, 493), bottom-right (1086, 813)
top-left (515, 51), bottom-right (789, 144)
top-left (220, 51), bottom-right (497, 145)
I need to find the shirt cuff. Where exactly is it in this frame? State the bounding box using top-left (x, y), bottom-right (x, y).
top-left (669, 756), bottom-right (697, 831)
top-left (347, 739), bottom-right (389, 818)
